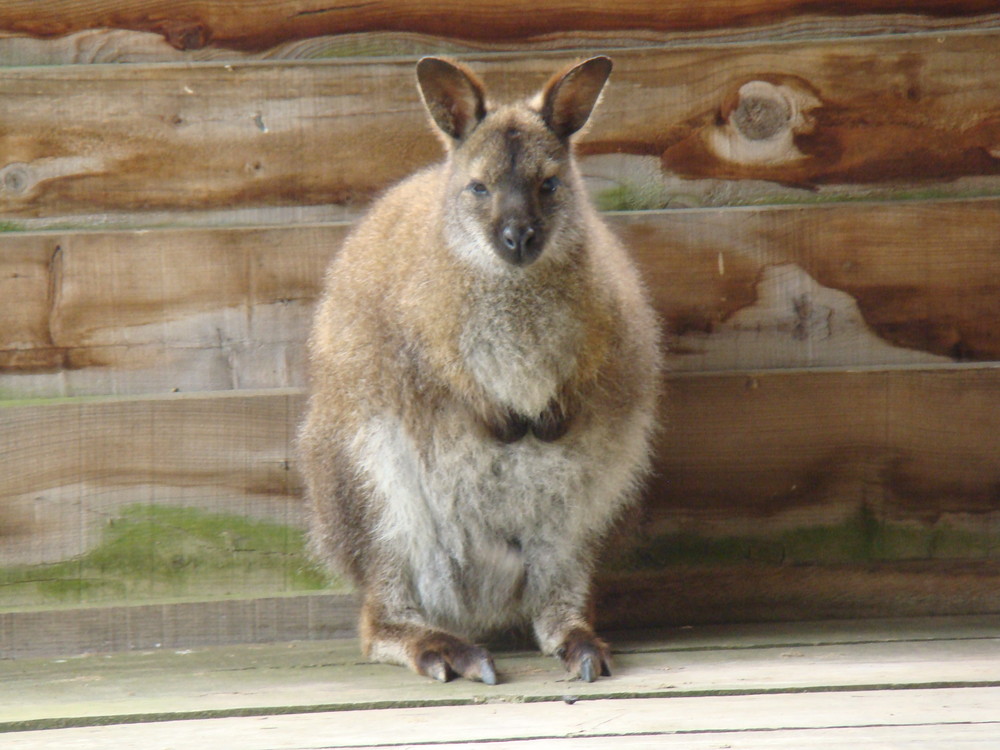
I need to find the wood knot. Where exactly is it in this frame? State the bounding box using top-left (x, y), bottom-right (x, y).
top-left (0, 163), bottom-right (32, 195)
top-left (730, 82), bottom-right (792, 141)
top-left (708, 78), bottom-right (819, 166)
top-left (162, 21), bottom-right (211, 51)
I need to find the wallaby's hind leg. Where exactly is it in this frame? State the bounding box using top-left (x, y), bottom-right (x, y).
top-left (532, 574), bottom-right (613, 682)
top-left (361, 598), bottom-right (498, 685)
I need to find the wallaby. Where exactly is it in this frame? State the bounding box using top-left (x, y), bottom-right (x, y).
top-left (298, 55), bottom-right (661, 684)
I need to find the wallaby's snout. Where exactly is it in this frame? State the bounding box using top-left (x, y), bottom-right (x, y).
top-left (496, 181), bottom-right (546, 265)
top-left (499, 220), bottom-right (539, 266)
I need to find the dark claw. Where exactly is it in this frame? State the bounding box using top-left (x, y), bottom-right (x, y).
top-left (479, 658), bottom-right (498, 685)
top-left (418, 651), bottom-right (455, 683)
top-left (557, 629), bottom-right (613, 682)
top-left (417, 638), bottom-right (498, 684)
top-left (452, 643), bottom-right (499, 685)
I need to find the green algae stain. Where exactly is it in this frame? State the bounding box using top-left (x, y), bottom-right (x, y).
top-left (613, 506), bottom-right (995, 572)
top-left (0, 504), bottom-right (336, 609)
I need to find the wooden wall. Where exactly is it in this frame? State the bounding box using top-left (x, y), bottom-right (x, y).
top-left (1, 1), bottom-right (999, 654)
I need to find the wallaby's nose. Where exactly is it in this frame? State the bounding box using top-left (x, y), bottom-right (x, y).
top-left (499, 223), bottom-right (540, 266)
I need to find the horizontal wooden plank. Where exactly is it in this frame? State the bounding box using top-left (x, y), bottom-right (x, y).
top-left (6, 571), bottom-right (1000, 659)
top-left (3, 619), bottom-right (999, 729)
top-left (598, 563), bottom-right (1000, 632)
top-left (0, 390), bottom-right (305, 571)
top-left (625, 200), bottom-right (1000, 368)
top-left (1, 34), bottom-right (999, 228)
top-left (3, 1), bottom-right (998, 54)
top-left (0, 225), bottom-right (342, 397)
top-left (645, 366), bottom-right (1000, 546)
top-left (2, 366), bottom-right (997, 615)
top-left (7, 603), bottom-right (1000, 659)
top-left (32, 721), bottom-right (995, 750)
top-left (373, 724), bottom-right (1000, 750)
top-left (0, 594), bottom-right (359, 659)
top-left (2, 199), bottom-right (997, 399)
top-left (2, 2), bottom-right (1000, 65)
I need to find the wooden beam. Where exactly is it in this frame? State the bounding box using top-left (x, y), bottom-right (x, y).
top-left (1, 1), bottom-right (997, 54)
top-left (2, 366), bottom-right (997, 585)
top-left (2, 617), bottom-right (1000, 741)
top-left (624, 200), bottom-right (1000, 367)
top-left (0, 593), bottom-right (358, 660)
top-left (1, 34), bottom-right (999, 227)
top-left (0, 390), bottom-right (305, 571)
top-left (0, 225), bottom-right (342, 396)
top-left (2, 200), bottom-right (998, 398)
top-left (647, 366), bottom-right (1000, 545)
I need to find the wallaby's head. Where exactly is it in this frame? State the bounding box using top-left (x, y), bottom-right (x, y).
top-left (415, 56), bottom-right (612, 269)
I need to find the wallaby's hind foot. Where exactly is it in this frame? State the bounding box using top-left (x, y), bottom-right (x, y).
top-left (362, 604), bottom-right (498, 684)
top-left (557, 627), bottom-right (613, 683)
top-left (415, 633), bottom-right (498, 685)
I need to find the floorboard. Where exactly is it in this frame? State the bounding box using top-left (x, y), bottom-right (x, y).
top-left (2, 616), bottom-right (998, 747)
top-left (4, 690), bottom-right (998, 749)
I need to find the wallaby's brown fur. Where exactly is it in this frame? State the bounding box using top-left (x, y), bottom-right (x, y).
top-left (298, 56), bottom-right (661, 684)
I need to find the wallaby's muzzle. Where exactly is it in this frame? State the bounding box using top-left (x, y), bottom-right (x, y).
top-left (498, 221), bottom-right (542, 266)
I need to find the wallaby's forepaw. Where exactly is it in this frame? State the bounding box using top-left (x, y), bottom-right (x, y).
top-left (531, 399), bottom-right (572, 442)
top-left (485, 402), bottom-right (572, 444)
top-left (557, 629), bottom-right (612, 682)
top-left (415, 634), bottom-right (498, 685)
top-left (486, 409), bottom-right (531, 444)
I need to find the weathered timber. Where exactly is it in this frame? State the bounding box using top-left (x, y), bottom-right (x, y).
top-left (599, 564), bottom-right (1000, 632)
top-left (620, 200), bottom-right (1000, 368)
top-left (0, 390), bottom-right (304, 569)
top-left (2, 200), bottom-right (997, 398)
top-left (3, 5), bottom-right (1000, 66)
top-left (0, 225), bottom-right (342, 397)
top-left (2, 34), bottom-right (1000, 227)
top-left (9, 689), bottom-right (1000, 748)
top-left (1, 618), bottom-right (999, 746)
top-left (2, 367), bottom-right (997, 577)
top-left (1, 1), bottom-right (998, 54)
top-left (645, 367), bottom-right (1000, 548)
top-left (0, 593), bottom-right (359, 659)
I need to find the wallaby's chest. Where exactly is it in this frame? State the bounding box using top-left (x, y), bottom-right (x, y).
top-left (457, 283), bottom-right (584, 417)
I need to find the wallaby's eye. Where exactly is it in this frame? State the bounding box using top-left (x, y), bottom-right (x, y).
top-left (540, 176), bottom-right (560, 195)
top-left (468, 181), bottom-right (489, 196)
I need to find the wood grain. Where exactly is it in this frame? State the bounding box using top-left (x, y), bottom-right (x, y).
top-left (0, 594), bottom-right (358, 659)
top-left (3, 631), bottom-right (1000, 741)
top-left (2, 200), bottom-right (997, 399)
top-left (0, 390), bottom-right (304, 567)
top-left (2, 34), bottom-right (999, 227)
top-left (646, 367), bottom-right (1000, 547)
top-left (0, 226), bottom-right (342, 396)
top-left (621, 199), bottom-right (1000, 368)
top-left (1, 1), bottom-right (997, 54)
top-left (3, 367), bottom-right (997, 575)
top-left (4, 5), bottom-right (1000, 66)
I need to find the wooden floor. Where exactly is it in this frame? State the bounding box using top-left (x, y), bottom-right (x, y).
top-left (2, 615), bottom-right (998, 748)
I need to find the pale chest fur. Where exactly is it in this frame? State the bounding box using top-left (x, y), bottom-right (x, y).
top-left (457, 275), bottom-right (585, 417)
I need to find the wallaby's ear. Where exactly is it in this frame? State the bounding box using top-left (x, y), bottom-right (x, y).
top-left (416, 57), bottom-right (488, 142)
top-left (540, 56), bottom-right (612, 140)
